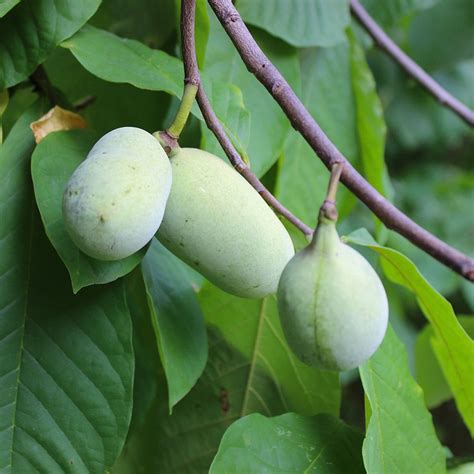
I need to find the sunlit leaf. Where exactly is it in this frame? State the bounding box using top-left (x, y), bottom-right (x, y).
top-left (347, 228), bottom-right (474, 436)
top-left (360, 326), bottom-right (446, 473)
top-left (416, 316), bottom-right (474, 408)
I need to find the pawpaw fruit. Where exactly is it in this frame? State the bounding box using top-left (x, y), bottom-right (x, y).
top-left (277, 214), bottom-right (388, 371)
top-left (157, 148), bottom-right (294, 298)
top-left (63, 127), bottom-right (172, 260)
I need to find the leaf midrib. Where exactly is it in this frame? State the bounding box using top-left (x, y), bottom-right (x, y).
top-left (240, 298), bottom-right (267, 417)
top-left (6, 201), bottom-right (35, 471)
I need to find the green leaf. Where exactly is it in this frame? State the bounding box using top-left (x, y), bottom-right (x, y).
top-left (92, 0), bottom-right (177, 48)
top-left (141, 239), bottom-right (208, 411)
top-left (0, 0), bottom-right (20, 17)
top-left (61, 25), bottom-right (250, 158)
top-left (210, 413), bottom-right (364, 474)
top-left (346, 228), bottom-right (474, 437)
top-left (236, 0), bottom-right (350, 48)
top-left (416, 316), bottom-right (474, 408)
top-left (31, 129), bottom-right (146, 293)
top-left (112, 328), bottom-right (260, 473)
top-left (200, 81), bottom-right (251, 162)
top-left (348, 29), bottom-right (391, 240)
top-left (361, 0), bottom-right (440, 28)
top-left (0, 103), bottom-right (134, 472)
top-left (275, 41), bottom-right (358, 227)
top-left (449, 463), bottom-right (474, 474)
top-left (199, 285), bottom-right (340, 416)
top-left (204, 15), bottom-right (300, 177)
top-left (348, 28), bottom-right (392, 238)
top-left (44, 47), bottom-right (173, 139)
top-left (61, 25), bottom-right (183, 98)
top-left (0, 0), bottom-right (101, 88)
top-left (124, 268), bottom-right (161, 436)
top-left (359, 326), bottom-right (446, 474)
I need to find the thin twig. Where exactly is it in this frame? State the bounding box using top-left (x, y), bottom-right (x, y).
top-left (206, 0), bottom-right (474, 281)
top-left (350, 0), bottom-right (474, 127)
top-left (181, 0), bottom-right (313, 237)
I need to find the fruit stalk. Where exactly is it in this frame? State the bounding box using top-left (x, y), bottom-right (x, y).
top-left (167, 83), bottom-right (198, 139)
top-left (320, 162), bottom-right (343, 222)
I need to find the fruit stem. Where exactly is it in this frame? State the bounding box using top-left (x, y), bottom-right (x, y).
top-left (320, 161), bottom-right (344, 222)
top-left (167, 83), bottom-right (198, 139)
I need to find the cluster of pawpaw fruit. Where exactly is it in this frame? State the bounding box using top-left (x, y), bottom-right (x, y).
top-left (62, 126), bottom-right (388, 371)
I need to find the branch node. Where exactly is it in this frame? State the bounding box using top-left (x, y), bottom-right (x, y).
top-left (224, 13), bottom-right (240, 25)
top-left (184, 76), bottom-right (200, 87)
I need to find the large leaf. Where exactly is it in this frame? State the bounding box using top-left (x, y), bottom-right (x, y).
top-left (199, 80), bottom-right (251, 162)
top-left (360, 326), bottom-right (446, 474)
top-left (61, 25), bottom-right (250, 157)
top-left (210, 413), bottom-right (364, 474)
top-left (415, 316), bottom-right (474, 408)
top-left (361, 0), bottom-right (440, 28)
top-left (0, 103), bottom-right (134, 472)
top-left (112, 328), bottom-right (260, 473)
top-left (44, 47), bottom-right (173, 139)
top-left (61, 25), bottom-right (183, 99)
top-left (0, 0), bottom-right (101, 88)
top-left (31, 129), bottom-right (146, 293)
top-left (199, 285), bottom-right (340, 416)
top-left (236, 0), bottom-right (350, 48)
top-left (0, 0), bottom-right (20, 17)
top-left (348, 29), bottom-right (392, 241)
top-left (92, 0), bottom-right (177, 48)
top-left (141, 239), bottom-right (207, 411)
top-left (275, 40), bottom-right (358, 228)
top-left (124, 268), bottom-right (161, 436)
top-left (347, 228), bottom-right (474, 436)
top-left (204, 14), bottom-right (300, 177)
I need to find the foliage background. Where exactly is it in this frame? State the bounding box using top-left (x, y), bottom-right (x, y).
top-left (0, 0), bottom-right (473, 472)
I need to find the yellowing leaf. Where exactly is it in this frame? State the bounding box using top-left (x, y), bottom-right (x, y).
top-left (30, 105), bottom-right (87, 143)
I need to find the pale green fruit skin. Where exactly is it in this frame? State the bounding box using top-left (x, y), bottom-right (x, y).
top-left (63, 127), bottom-right (172, 261)
top-left (157, 148), bottom-right (295, 298)
top-left (277, 220), bottom-right (388, 371)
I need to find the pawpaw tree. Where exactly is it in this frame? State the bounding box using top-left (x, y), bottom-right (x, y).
top-left (0, 0), bottom-right (473, 473)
